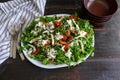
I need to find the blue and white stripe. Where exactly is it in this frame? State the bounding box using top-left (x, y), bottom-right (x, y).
top-left (0, 0), bottom-right (46, 64)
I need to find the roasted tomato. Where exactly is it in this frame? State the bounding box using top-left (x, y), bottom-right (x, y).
top-left (32, 49), bottom-right (40, 55)
top-left (53, 21), bottom-right (62, 27)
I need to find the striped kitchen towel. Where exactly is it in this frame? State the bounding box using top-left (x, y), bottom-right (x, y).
top-left (0, 0), bottom-right (46, 64)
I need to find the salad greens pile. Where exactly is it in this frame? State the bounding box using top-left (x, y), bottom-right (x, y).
top-left (20, 14), bottom-right (94, 66)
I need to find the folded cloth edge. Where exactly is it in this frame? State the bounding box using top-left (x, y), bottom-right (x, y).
top-left (0, 0), bottom-right (46, 64)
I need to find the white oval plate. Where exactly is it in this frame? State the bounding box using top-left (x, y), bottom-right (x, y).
top-left (22, 14), bottom-right (94, 69)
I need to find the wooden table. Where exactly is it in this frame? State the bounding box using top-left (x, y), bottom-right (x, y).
top-left (0, 0), bottom-right (120, 80)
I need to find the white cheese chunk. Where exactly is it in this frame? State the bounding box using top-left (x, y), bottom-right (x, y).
top-left (72, 19), bottom-right (80, 30)
top-left (31, 30), bottom-right (38, 35)
top-left (42, 24), bottom-right (46, 30)
top-left (67, 20), bottom-right (72, 27)
top-left (35, 18), bottom-right (39, 22)
top-left (29, 37), bottom-right (40, 43)
top-left (65, 50), bottom-right (72, 58)
top-left (51, 34), bottom-right (54, 45)
top-left (37, 40), bottom-right (42, 47)
top-left (79, 40), bottom-right (84, 51)
top-left (61, 45), bottom-right (65, 51)
top-left (55, 32), bottom-right (63, 40)
top-left (37, 22), bottom-right (43, 27)
top-left (43, 30), bottom-right (50, 35)
top-left (80, 31), bottom-right (87, 37)
top-left (27, 48), bottom-right (33, 54)
top-left (70, 42), bottom-right (74, 46)
top-left (67, 20), bottom-right (75, 30)
top-left (28, 44), bottom-right (36, 52)
top-left (38, 22), bottom-right (43, 26)
top-left (48, 22), bottom-right (54, 29)
top-left (36, 22), bottom-right (46, 30)
top-left (42, 40), bottom-right (48, 45)
top-left (47, 48), bottom-right (57, 59)
top-left (72, 19), bottom-right (81, 34)
top-left (29, 36), bottom-right (42, 43)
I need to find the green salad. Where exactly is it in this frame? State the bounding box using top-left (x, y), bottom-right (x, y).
top-left (20, 14), bottom-right (94, 66)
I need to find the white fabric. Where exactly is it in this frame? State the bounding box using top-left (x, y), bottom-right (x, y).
top-left (0, 0), bottom-right (46, 64)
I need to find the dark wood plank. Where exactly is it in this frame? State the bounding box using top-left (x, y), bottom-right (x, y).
top-left (45, 0), bottom-right (77, 15)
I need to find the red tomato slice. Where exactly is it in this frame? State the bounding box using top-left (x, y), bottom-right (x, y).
top-left (32, 49), bottom-right (40, 55)
top-left (64, 44), bottom-right (70, 51)
top-left (67, 37), bottom-right (72, 41)
top-left (49, 58), bottom-right (55, 63)
top-left (60, 40), bottom-right (67, 45)
top-left (60, 35), bottom-right (67, 41)
top-left (75, 16), bottom-right (79, 21)
top-left (85, 32), bottom-right (88, 37)
top-left (47, 41), bottom-right (51, 45)
top-left (44, 41), bottom-right (51, 48)
top-left (66, 30), bottom-right (71, 35)
top-left (45, 53), bottom-right (48, 57)
top-left (41, 20), bottom-right (46, 22)
top-left (53, 21), bottom-right (62, 27)
top-left (69, 15), bottom-right (74, 19)
top-left (58, 16), bottom-right (62, 19)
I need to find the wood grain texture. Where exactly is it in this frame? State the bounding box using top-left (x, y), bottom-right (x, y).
top-left (0, 0), bottom-right (120, 80)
